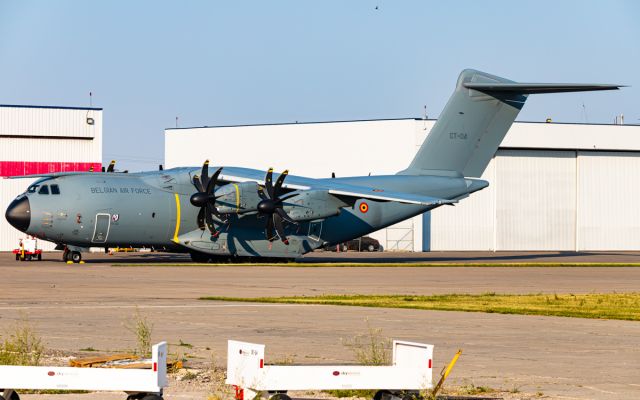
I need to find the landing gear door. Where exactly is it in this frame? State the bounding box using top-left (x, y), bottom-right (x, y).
top-left (308, 220), bottom-right (322, 241)
top-left (92, 213), bottom-right (111, 243)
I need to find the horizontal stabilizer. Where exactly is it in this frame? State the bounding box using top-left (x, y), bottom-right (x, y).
top-left (464, 82), bottom-right (623, 94)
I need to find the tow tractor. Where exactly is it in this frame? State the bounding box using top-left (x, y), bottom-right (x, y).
top-left (0, 342), bottom-right (167, 400)
top-left (226, 339), bottom-right (443, 400)
top-left (12, 237), bottom-right (42, 261)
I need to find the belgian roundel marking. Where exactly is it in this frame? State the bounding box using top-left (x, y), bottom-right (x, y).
top-left (359, 202), bottom-right (369, 213)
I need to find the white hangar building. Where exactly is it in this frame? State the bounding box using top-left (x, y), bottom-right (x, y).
top-left (0, 104), bottom-right (103, 251)
top-left (165, 119), bottom-right (640, 252)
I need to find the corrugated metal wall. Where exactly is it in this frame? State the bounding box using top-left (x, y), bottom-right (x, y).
top-left (429, 160), bottom-right (496, 250)
top-left (0, 106), bottom-right (102, 251)
top-left (0, 106), bottom-right (100, 138)
top-left (577, 152), bottom-right (640, 250)
top-left (495, 150), bottom-right (576, 250)
top-left (430, 149), bottom-right (640, 251)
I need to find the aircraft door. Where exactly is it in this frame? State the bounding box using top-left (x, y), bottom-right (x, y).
top-left (92, 213), bottom-right (111, 243)
top-left (308, 220), bottom-right (322, 241)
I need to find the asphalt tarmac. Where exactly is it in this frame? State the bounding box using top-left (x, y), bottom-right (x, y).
top-left (1, 251), bottom-right (639, 400)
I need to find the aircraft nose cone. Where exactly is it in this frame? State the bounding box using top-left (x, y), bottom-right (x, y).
top-left (5, 196), bottom-right (31, 232)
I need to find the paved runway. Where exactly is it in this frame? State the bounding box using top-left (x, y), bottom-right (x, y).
top-left (1, 252), bottom-right (639, 399)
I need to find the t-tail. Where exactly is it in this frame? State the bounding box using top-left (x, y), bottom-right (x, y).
top-left (400, 69), bottom-right (622, 178)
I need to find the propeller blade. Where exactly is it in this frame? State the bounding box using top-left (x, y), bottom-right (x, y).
top-left (273, 169), bottom-right (289, 198)
top-left (275, 207), bottom-right (297, 225)
top-left (193, 175), bottom-right (204, 192)
top-left (266, 215), bottom-right (276, 241)
top-left (197, 207), bottom-right (206, 230)
top-left (201, 160), bottom-right (210, 189)
top-left (207, 167), bottom-right (223, 194)
top-left (273, 213), bottom-right (289, 245)
top-left (265, 168), bottom-right (274, 199)
top-left (107, 160), bottom-right (115, 173)
top-left (257, 186), bottom-right (269, 201)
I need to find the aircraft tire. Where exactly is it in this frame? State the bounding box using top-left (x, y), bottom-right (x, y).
top-left (140, 394), bottom-right (163, 400)
top-left (269, 394), bottom-right (291, 400)
top-left (62, 249), bottom-right (70, 262)
top-left (70, 251), bottom-right (82, 263)
top-left (373, 390), bottom-right (392, 400)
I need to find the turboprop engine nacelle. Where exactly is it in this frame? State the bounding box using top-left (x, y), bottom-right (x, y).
top-left (215, 182), bottom-right (262, 214)
top-left (283, 190), bottom-right (346, 221)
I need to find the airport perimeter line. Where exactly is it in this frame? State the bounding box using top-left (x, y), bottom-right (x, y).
top-left (200, 293), bottom-right (640, 321)
top-left (112, 262), bottom-right (640, 268)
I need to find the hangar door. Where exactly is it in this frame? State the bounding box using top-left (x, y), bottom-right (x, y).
top-left (577, 151), bottom-right (640, 250)
top-left (495, 150), bottom-right (576, 250)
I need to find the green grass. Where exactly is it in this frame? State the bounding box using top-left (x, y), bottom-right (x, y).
top-left (114, 262), bottom-right (640, 268)
top-left (200, 292), bottom-right (640, 321)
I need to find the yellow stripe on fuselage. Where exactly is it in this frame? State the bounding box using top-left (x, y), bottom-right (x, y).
top-left (233, 183), bottom-right (240, 212)
top-left (172, 193), bottom-right (181, 243)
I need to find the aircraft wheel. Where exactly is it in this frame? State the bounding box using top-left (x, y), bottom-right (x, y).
top-left (62, 249), bottom-right (70, 262)
top-left (373, 390), bottom-right (392, 400)
top-left (70, 251), bottom-right (82, 263)
top-left (269, 394), bottom-right (291, 400)
top-left (140, 395), bottom-right (162, 400)
top-left (0, 390), bottom-right (20, 400)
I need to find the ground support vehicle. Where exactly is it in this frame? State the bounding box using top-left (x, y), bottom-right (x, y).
top-left (12, 237), bottom-right (42, 261)
top-left (0, 342), bottom-right (167, 400)
top-left (12, 248), bottom-right (42, 261)
top-left (226, 339), bottom-right (433, 400)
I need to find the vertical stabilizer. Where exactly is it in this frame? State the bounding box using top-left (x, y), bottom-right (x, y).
top-left (401, 69), bottom-right (620, 178)
top-left (403, 69), bottom-right (523, 178)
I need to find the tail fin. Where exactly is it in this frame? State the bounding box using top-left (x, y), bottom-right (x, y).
top-left (401, 69), bottom-right (621, 178)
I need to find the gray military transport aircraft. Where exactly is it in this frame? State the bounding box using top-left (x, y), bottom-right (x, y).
top-left (5, 69), bottom-right (621, 263)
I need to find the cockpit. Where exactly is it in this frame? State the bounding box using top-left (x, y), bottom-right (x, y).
top-left (27, 183), bottom-right (61, 195)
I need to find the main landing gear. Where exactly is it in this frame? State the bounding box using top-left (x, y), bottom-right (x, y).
top-left (62, 248), bottom-right (82, 263)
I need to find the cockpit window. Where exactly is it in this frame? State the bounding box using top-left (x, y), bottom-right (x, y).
top-left (27, 185), bottom-right (39, 193)
top-left (51, 184), bottom-right (60, 195)
top-left (38, 185), bottom-right (49, 195)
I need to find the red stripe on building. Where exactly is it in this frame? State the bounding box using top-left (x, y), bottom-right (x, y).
top-left (0, 161), bottom-right (102, 177)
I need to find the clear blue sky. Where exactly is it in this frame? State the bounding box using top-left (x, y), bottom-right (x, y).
top-left (1, 1), bottom-right (638, 171)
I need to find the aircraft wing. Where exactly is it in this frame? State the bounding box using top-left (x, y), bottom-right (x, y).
top-left (327, 188), bottom-right (456, 206)
top-left (219, 167), bottom-right (456, 206)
